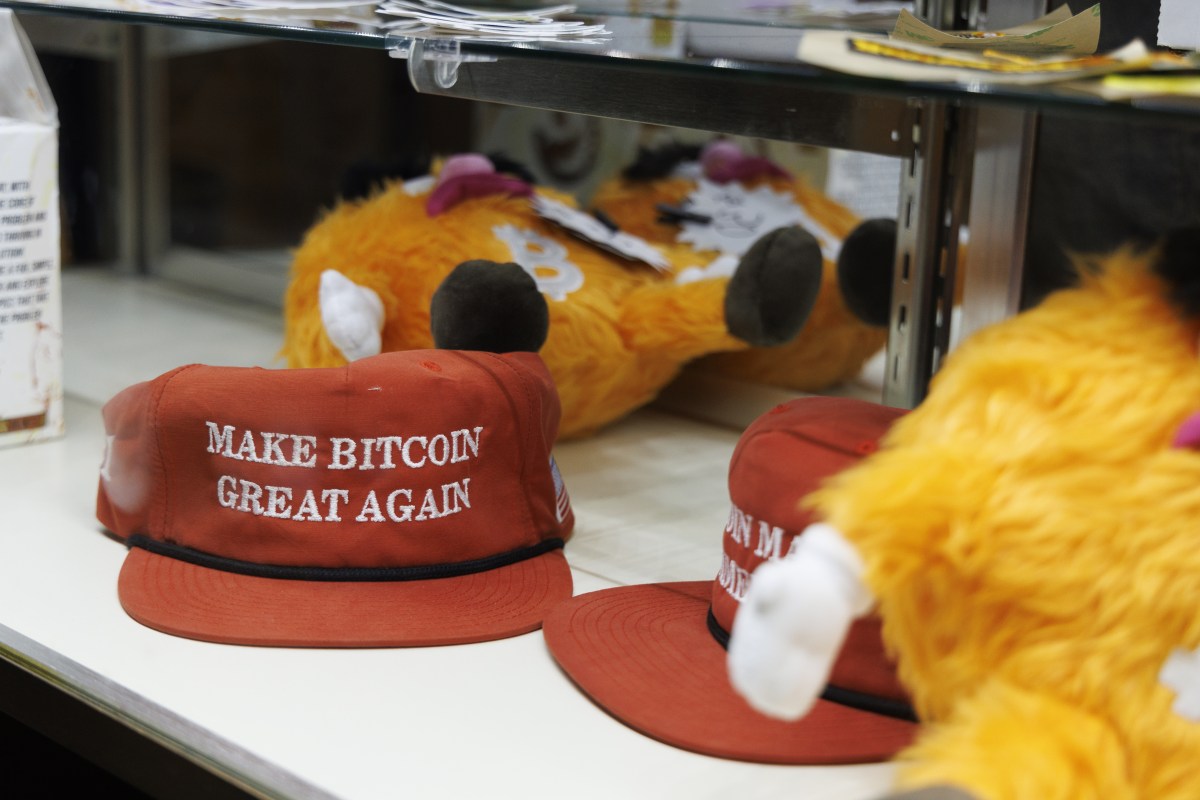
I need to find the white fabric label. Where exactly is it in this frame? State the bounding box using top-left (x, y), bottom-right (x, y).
top-left (531, 195), bottom-right (670, 271)
top-left (677, 179), bottom-right (841, 262)
top-left (492, 223), bottom-right (585, 301)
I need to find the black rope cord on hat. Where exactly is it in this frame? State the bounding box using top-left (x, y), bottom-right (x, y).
top-left (706, 608), bottom-right (919, 723)
top-left (127, 534), bottom-right (565, 583)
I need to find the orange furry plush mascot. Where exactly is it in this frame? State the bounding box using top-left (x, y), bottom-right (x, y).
top-left (727, 228), bottom-right (1200, 800)
top-left (590, 140), bottom-right (895, 392)
top-left (281, 153), bottom-right (831, 439)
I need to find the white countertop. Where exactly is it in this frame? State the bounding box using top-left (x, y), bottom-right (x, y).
top-left (0, 268), bottom-right (896, 799)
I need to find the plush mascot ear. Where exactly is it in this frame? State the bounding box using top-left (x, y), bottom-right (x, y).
top-left (725, 226), bottom-right (824, 347)
top-left (430, 260), bottom-right (550, 354)
top-left (837, 218), bottom-right (897, 328)
top-left (1153, 227), bottom-right (1200, 318)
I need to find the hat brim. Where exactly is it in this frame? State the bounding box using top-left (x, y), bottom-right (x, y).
top-left (119, 546), bottom-right (573, 647)
top-left (542, 581), bottom-right (916, 764)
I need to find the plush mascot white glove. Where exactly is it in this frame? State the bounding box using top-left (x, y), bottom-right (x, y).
top-left (727, 523), bottom-right (873, 720)
top-left (319, 269), bottom-right (385, 362)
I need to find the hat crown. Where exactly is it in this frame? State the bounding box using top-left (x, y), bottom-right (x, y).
top-left (99, 350), bottom-right (571, 571)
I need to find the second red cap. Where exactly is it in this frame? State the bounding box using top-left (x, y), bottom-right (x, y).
top-left (543, 396), bottom-right (915, 763)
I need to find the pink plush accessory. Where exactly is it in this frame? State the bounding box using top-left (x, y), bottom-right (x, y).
top-left (701, 140), bottom-right (789, 184)
top-left (1172, 411), bottom-right (1200, 449)
top-left (426, 153), bottom-right (533, 217)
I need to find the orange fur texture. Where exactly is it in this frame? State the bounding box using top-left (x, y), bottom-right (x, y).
top-left (591, 173), bottom-right (887, 391)
top-left (282, 182), bottom-right (748, 439)
top-left (809, 249), bottom-right (1200, 798)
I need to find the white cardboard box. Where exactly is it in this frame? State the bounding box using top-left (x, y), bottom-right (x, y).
top-left (1159, 0), bottom-right (1200, 50)
top-left (0, 10), bottom-right (62, 447)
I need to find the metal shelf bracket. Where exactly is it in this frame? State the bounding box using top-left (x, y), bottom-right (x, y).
top-left (884, 100), bottom-right (973, 409)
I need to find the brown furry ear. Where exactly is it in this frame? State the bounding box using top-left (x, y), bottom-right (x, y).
top-left (485, 152), bottom-right (537, 185)
top-left (1154, 228), bottom-right (1200, 317)
top-left (338, 154), bottom-right (432, 202)
top-left (622, 142), bottom-right (704, 181)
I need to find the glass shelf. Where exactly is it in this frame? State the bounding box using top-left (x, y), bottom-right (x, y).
top-left (8, 0), bottom-right (1199, 410)
top-left (4, 0), bottom-right (1200, 129)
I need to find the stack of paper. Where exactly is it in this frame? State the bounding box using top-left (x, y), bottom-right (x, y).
top-left (745, 0), bottom-right (911, 19)
top-left (122, 0), bottom-right (378, 24)
top-left (797, 4), bottom-right (1196, 86)
top-left (798, 32), bottom-right (1165, 86)
top-left (378, 1), bottom-right (609, 42)
top-left (150, 0), bottom-right (373, 6)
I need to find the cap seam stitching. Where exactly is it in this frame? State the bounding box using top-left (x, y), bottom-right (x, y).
top-left (465, 351), bottom-right (541, 539)
top-left (149, 364), bottom-right (202, 541)
top-left (506, 353), bottom-right (543, 538)
top-left (497, 352), bottom-right (539, 533)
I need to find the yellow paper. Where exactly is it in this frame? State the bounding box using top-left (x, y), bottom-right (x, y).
top-left (891, 4), bottom-right (1100, 56)
top-left (797, 31), bottom-right (1157, 86)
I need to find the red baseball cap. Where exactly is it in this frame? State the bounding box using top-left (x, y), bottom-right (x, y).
top-left (542, 396), bottom-right (916, 763)
top-left (97, 349), bottom-right (574, 647)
